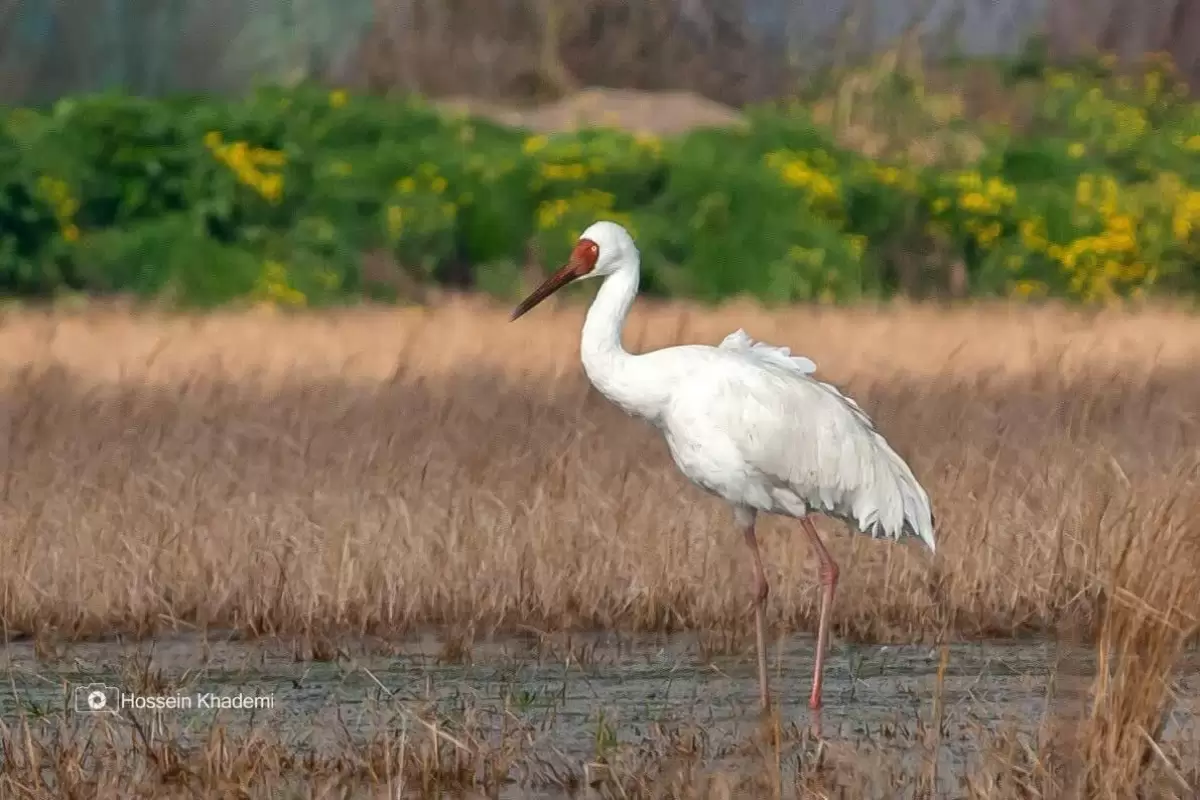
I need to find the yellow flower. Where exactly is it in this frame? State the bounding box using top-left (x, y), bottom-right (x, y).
top-left (787, 246), bottom-right (824, 267)
top-left (768, 152), bottom-right (840, 203)
top-left (206, 137), bottom-right (285, 202)
top-left (537, 198), bottom-right (566, 230)
top-left (1110, 106), bottom-right (1147, 144)
top-left (540, 163), bottom-right (588, 181)
top-left (254, 260), bottom-right (306, 307)
top-left (535, 190), bottom-right (629, 234)
top-left (868, 159), bottom-right (912, 191)
top-left (874, 165), bottom-right (900, 185)
top-left (386, 205), bottom-right (404, 238)
top-left (984, 177), bottom-right (1016, 205)
top-left (846, 235), bottom-right (866, 260)
top-left (974, 221), bottom-right (1002, 247)
top-left (251, 147), bottom-right (286, 168)
top-left (1097, 175), bottom-right (1119, 215)
top-left (954, 171), bottom-right (983, 190)
top-left (1067, 142), bottom-right (1086, 159)
top-left (1144, 72), bottom-right (1161, 99)
top-left (1173, 190), bottom-right (1200, 241)
top-left (252, 174), bottom-right (282, 204)
top-left (633, 131), bottom-right (662, 155)
top-left (35, 175), bottom-right (81, 233)
top-left (959, 192), bottom-right (991, 213)
top-left (1011, 280), bottom-right (1047, 299)
top-left (1075, 175), bottom-right (1093, 206)
top-left (317, 269), bottom-right (341, 290)
top-left (1019, 218), bottom-right (1047, 250)
top-left (329, 90), bottom-right (347, 108)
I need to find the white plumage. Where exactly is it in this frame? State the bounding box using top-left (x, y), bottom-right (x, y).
top-left (511, 220), bottom-right (938, 732)
top-left (680, 327), bottom-right (936, 551)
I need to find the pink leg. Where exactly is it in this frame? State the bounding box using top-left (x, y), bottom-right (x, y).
top-left (801, 517), bottom-right (839, 736)
top-left (741, 519), bottom-right (771, 711)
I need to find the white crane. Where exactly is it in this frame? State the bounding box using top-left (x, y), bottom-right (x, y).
top-left (511, 221), bottom-right (937, 735)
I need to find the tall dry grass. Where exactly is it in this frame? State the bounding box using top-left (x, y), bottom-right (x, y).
top-left (0, 297), bottom-right (1197, 643)
top-left (0, 296), bottom-right (1198, 797)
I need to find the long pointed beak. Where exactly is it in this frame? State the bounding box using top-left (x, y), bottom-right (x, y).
top-left (510, 262), bottom-right (579, 321)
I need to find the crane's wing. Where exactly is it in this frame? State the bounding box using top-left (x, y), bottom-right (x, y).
top-left (750, 369), bottom-right (934, 550)
top-left (719, 329), bottom-right (817, 376)
top-left (670, 343), bottom-right (936, 552)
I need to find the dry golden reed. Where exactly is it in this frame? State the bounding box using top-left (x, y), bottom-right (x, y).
top-left (0, 297), bottom-right (1198, 798)
top-left (0, 297), bottom-right (1197, 643)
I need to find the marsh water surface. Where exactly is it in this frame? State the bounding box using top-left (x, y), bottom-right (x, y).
top-left (3, 632), bottom-right (1197, 795)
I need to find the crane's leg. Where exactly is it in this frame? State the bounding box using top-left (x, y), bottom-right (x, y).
top-left (737, 508), bottom-right (771, 711)
top-left (801, 516), bottom-right (839, 737)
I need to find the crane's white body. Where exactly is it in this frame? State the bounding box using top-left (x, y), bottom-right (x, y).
top-left (512, 220), bottom-right (937, 725)
top-left (575, 222), bottom-right (936, 553)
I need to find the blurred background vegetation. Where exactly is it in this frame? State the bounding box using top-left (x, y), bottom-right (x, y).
top-left (0, 0), bottom-right (1198, 307)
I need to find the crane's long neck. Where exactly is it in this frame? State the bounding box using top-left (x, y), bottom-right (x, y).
top-left (581, 261), bottom-right (638, 359)
top-left (580, 261), bottom-right (662, 421)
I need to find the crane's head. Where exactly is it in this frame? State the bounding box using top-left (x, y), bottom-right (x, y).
top-left (510, 221), bottom-right (637, 321)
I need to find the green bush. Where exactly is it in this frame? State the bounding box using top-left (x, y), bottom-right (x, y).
top-left (1, 57), bottom-right (1198, 308)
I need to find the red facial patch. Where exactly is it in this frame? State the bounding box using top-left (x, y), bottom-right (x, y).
top-left (571, 238), bottom-right (600, 276)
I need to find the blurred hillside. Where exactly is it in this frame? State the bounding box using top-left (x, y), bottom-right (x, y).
top-left (1, 0), bottom-right (1196, 106)
top-left (1, 1), bottom-right (1198, 309)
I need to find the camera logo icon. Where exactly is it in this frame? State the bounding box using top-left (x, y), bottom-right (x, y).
top-left (72, 683), bottom-right (120, 714)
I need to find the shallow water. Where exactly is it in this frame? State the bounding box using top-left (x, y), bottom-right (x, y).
top-left (2, 631), bottom-right (1197, 795)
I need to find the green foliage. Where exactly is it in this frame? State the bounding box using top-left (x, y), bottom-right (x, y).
top-left (1, 58), bottom-right (1199, 308)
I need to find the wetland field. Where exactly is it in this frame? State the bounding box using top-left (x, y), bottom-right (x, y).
top-left (0, 298), bottom-right (1198, 798)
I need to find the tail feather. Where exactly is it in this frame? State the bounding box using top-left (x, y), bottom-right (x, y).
top-left (875, 436), bottom-right (937, 554)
